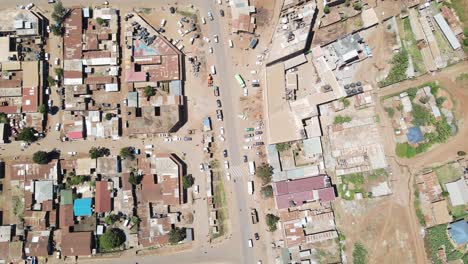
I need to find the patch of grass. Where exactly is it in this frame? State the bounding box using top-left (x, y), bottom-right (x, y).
top-left (338, 173), bottom-right (366, 200)
top-left (378, 49), bottom-right (409, 87)
top-left (212, 178), bottom-right (228, 238)
top-left (401, 18), bottom-right (425, 74)
top-left (450, 0), bottom-right (468, 26)
top-left (450, 204), bottom-right (468, 220)
top-left (396, 142), bottom-right (416, 158)
top-left (425, 224), bottom-right (466, 264)
top-left (435, 164), bottom-right (461, 187)
top-left (334, 115), bottom-right (352, 125)
top-left (352, 243), bottom-right (368, 264)
top-left (455, 73), bottom-right (468, 83)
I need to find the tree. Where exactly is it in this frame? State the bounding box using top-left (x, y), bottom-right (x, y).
top-left (436, 96), bottom-right (446, 107)
top-left (411, 104), bottom-right (432, 126)
top-left (105, 214), bottom-right (120, 225)
top-left (119, 147), bottom-right (135, 160)
top-left (256, 164), bottom-right (273, 184)
top-left (51, 1), bottom-right (67, 23)
top-left (131, 216), bottom-right (141, 225)
top-left (33, 151), bottom-right (50, 164)
top-left (128, 172), bottom-right (142, 186)
top-left (419, 96), bottom-right (430, 104)
top-left (89, 147), bottom-right (109, 159)
top-left (50, 24), bottom-right (63, 36)
top-left (340, 97), bottom-right (350, 108)
top-left (457, 151), bottom-right (466, 156)
top-left (384, 107), bottom-right (395, 118)
top-left (99, 228), bottom-right (126, 250)
top-left (352, 243), bottom-right (368, 264)
top-left (182, 174), bottom-right (194, 189)
top-left (54, 68), bottom-right (64, 78)
top-left (144, 86), bottom-right (156, 98)
top-left (266, 214), bottom-right (280, 232)
top-left (276, 142), bottom-right (291, 152)
top-left (396, 104), bottom-right (404, 112)
top-left (260, 185), bottom-right (273, 199)
top-left (105, 113), bottom-right (113, 121)
top-left (168, 227), bottom-right (186, 244)
top-left (66, 174), bottom-right (86, 186)
top-left (38, 104), bottom-right (47, 114)
top-left (16, 127), bottom-right (37, 143)
top-left (96, 17), bottom-right (105, 26)
top-left (0, 112), bottom-right (8, 124)
top-left (353, 2), bottom-right (363, 10)
top-left (324, 5), bottom-right (330, 14)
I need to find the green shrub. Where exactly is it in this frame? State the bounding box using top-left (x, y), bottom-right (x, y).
top-left (33, 151), bottom-right (50, 164)
top-left (266, 214), bottom-right (280, 232)
top-left (256, 164), bottom-right (273, 184)
top-left (378, 50), bottom-right (409, 87)
top-left (411, 104), bottom-right (432, 126)
top-left (260, 185), bottom-right (273, 198)
top-left (119, 147), bottom-right (135, 160)
top-left (99, 228), bottom-right (126, 250)
top-left (384, 107), bottom-right (395, 117)
top-left (16, 127), bottom-right (37, 142)
top-left (324, 5), bottom-right (330, 14)
top-left (168, 227), bottom-right (186, 244)
top-left (352, 243), bottom-right (368, 264)
top-left (334, 115), bottom-right (352, 125)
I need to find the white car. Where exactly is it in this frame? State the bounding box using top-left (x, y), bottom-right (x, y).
top-left (48, 99), bottom-right (53, 107)
top-left (224, 160), bottom-right (229, 169)
top-left (229, 39), bottom-right (233, 48)
top-left (209, 47), bottom-right (213, 54)
top-left (160, 19), bottom-right (167, 27)
top-left (204, 37), bottom-right (210, 43)
top-left (46, 26), bottom-right (50, 33)
top-left (219, 135), bottom-right (225, 141)
top-left (55, 123), bottom-right (61, 131)
top-left (45, 88), bottom-right (50, 95)
top-left (201, 17), bottom-right (206, 24)
top-left (163, 138), bottom-right (172, 142)
top-left (45, 53), bottom-right (50, 61)
top-left (248, 239), bottom-right (253, 248)
top-left (213, 35), bottom-right (219, 43)
top-left (199, 164), bottom-right (205, 172)
top-left (194, 185), bottom-right (199, 194)
top-left (226, 172), bottom-right (231, 181)
top-left (245, 138), bottom-right (253, 142)
top-left (243, 88), bottom-right (248, 96)
top-left (254, 136), bottom-right (262, 140)
top-left (54, 58), bottom-right (59, 65)
top-left (26, 3), bottom-right (34, 10)
top-left (190, 37), bottom-right (195, 44)
top-left (220, 127), bottom-right (225, 135)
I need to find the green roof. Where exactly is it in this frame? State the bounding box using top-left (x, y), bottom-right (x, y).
top-left (60, 189), bottom-right (73, 205)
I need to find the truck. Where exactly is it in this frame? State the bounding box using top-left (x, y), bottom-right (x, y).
top-left (247, 181), bottom-right (254, 195)
top-left (251, 208), bottom-right (258, 224)
top-left (207, 74), bottom-right (213, 86)
top-left (248, 161), bottom-right (256, 176)
top-left (235, 74), bottom-right (246, 88)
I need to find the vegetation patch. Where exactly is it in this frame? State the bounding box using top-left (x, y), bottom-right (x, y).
top-left (352, 242), bottom-right (368, 264)
top-left (435, 164), bottom-right (461, 187)
top-left (378, 49), bottom-right (409, 87)
top-left (333, 115), bottom-right (352, 125)
top-left (424, 224), bottom-right (466, 264)
top-left (401, 18), bottom-right (425, 74)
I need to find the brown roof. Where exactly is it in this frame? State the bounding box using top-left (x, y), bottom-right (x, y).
top-left (95, 181), bottom-right (111, 213)
top-left (84, 76), bottom-right (114, 85)
top-left (59, 204), bottom-right (74, 228)
top-left (64, 8), bottom-right (83, 60)
top-left (83, 51), bottom-right (111, 59)
top-left (25, 231), bottom-right (50, 257)
top-left (84, 33), bottom-right (98, 50)
top-left (10, 161), bottom-right (57, 181)
top-left (21, 87), bottom-right (39, 113)
top-left (23, 211), bottom-right (48, 230)
top-left (61, 231), bottom-right (92, 256)
top-left (0, 79), bottom-right (21, 88)
top-left (121, 173), bottom-right (132, 192)
top-left (64, 70), bottom-right (83, 79)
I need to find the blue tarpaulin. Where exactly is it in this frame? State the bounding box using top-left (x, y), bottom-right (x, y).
top-left (407, 126), bottom-right (424, 144)
top-left (73, 198), bottom-right (92, 216)
top-left (448, 220), bottom-right (468, 245)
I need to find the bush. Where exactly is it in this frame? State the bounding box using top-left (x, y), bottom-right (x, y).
top-left (105, 113), bottom-right (113, 121)
top-left (47, 76), bottom-right (56, 86)
top-left (256, 164), bottom-right (273, 184)
top-left (334, 115), bottom-right (352, 125)
top-left (266, 214), bottom-right (280, 232)
top-left (457, 151), bottom-right (466, 156)
top-left (436, 96), bottom-right (446, 107)
top-left (395, 143), bottom-right (416, 158)
top-left (17, 127), bottom-right (37, 142)
top-left (54, 68), bottom-right (63, 78)
top-left (105, 214), bottom-right (120, 225)
top-left (99, 228), bottom-right (126, 250)
top-left (260, 185), bottom-right (273, 198)
top-left (182, 174), bottom-right (194, 189)
top-left (33, 151), bottom-right (50, 164)
top-left (144, 86), bottom-right (156, 98)
top-left (353, 2), bottom-right (363, 10)
top-left (168, 227), bottom-right (186, 244)
top-left (89, 147), bottom-right (109, 159)
top-left (340, 97), bottom-right (350, 108)
top-left (378, 50), bottom-right (409, 87)
top-left (96, 17), bottom-right (105, 26)
top-left (0, 113), bottom-right (8, 124)
top-left (435, 119), bottom-right (452, 142)
top-left (352, 243), bottom-right (368, 264)
top-left (384, 107), bottom-right (395, 117)
top-left (324, 5), bottom-right (330, 14)
top-left (419, 96), bottom-right (430, 104)
top-left (128, 172), bottom-right (142, 186)
top-left (119, 147), bottom-right (135, 160)
top-left (66, 174), bottom-right (86, 186)
top-left (38, 104), bottom-right (47, 114)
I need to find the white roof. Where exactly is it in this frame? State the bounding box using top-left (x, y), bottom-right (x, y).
top-left (446, 179), bottom-right (468, 206)
top-left (105, 83), bottom-right (119, 92)
top-left (433, 13), bottom-right (461, 50)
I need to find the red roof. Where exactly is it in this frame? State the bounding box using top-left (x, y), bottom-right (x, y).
top-left (21, 87), bottom-right (39, 113)
top-left (274, 176), bottom-right (327, 195)
top-left (317, 187), bottom-right (336, 202)
top-left (126, 68), bottom-right (147, 82)
top-left (59, 204), bottom-right (74, 228)
top-left (95, 181), bottom-right (111, 213)
top-left (67, 131), bottom-right (84, 140)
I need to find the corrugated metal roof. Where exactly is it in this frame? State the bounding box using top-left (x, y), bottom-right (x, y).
top-left (433, 13), bottom-right (461, 50)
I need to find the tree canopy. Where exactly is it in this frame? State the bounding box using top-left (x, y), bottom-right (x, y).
top-left (144, 86), bottom-right (156, 98)
top-left (99, 228), bottom-right (126, 250)
top-left (266, 214), bottom-right (280, 232)
top-left (16, 127), bottom-right (37, 143)
top-left (128, 172), bottom-right (142, 186)
top-left (119, 147), bottom-right (135, 160)
top-left (89, 147), bottom-right (109, 159)
top-left (168, 227), bottom-right (186, 244)
top-left (33, 151), bottom-right (50, 164)
top-left (256, 164), bottom-right (273, 184)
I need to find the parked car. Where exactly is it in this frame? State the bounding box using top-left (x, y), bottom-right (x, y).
top-left (255, 131), bottom-right (263, 135)
top-left (248, 239), bottom-right (253, 248)
top-left (224, 160), bottom-right (229, 169)
top-left (199, 163), bottom-right (204, 172)
top-left (254, 142), bottom-right (264, 146)
top-left (213, 35), bottom-right (219, 43)
top-left (220, 127), bottom-right (225, 135)
top-left (243, 155), bottom-right (248, 163)
top-left (184, 137), bottom-right (192, 141)
top-left (244, 133), bottom-right (254, 138)
top-left (245, 127), bottom-right (254, 132)
top-left (216, 99), bottom-right (222, 108)
top-left (223, 149), bottom-right (228, 158)
top-left (216, 109), bottom-right (223, 121)
top-left (208, 11), bottom-right (214, 20)
top-left (254, 233), bottom-right (260, 240)
top-left (55, 123), bottom-right (61, 131)
top-left (219, 9), bottom-right (225, 17)
top-left (213, 86), bottom-right (219, 96)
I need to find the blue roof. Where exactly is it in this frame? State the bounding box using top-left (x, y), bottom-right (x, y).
top-left (448, 220), bottom-right (468, 245)
top-left (407, 126), bottom-right (424, 144)
top-left (73, 198), bottom-right (93, 216)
